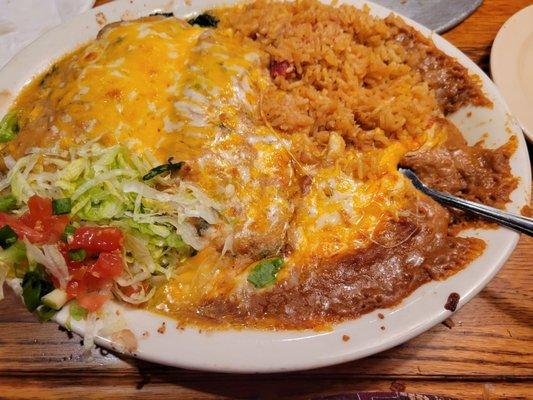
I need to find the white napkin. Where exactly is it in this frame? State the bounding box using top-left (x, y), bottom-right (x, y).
top-left (0, 0), bottom-right (94, 68)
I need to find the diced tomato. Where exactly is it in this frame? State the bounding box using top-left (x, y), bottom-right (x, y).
top-left (121, 285), bottom-right (139, 296)
top-left (41, 215), bottom-right (69, 243)
top-left (0, 195), bottom-right (68, 244)
top-left (67, 275), bottom-right (106, 297)
top-left (66, 279), bottom-right (86, 300)
top-left (5, 201), bottom-right (127, 312)
top-left (0, 213), bottom-right (43, 243)
top-left (89, 251), bottom-right (124, 279)
top-left (70, 227), bottom-right (124, 253)
top-left (58, 242), bottom-right (89, 271)
top-left (64, 250), bottom-right (123, 311)
top-left (27, 195), bottom-right (53, 220)
top-left (69, 265), bottom-right (89, 281)
top-left (121, 282), bottom-right (148, 297)
top-left (67, 263), bottom-right (115, 288)
top-left (77, 292), bottom-right (110, 312)
top-left (85, 272), bottom-right (112, 292)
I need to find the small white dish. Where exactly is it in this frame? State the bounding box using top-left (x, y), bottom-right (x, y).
top-left (491, 5), bottom-right (533, 141)
top-left (1, 0), bottom-right (531, 373)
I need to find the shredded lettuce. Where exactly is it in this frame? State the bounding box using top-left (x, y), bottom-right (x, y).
top-left (0, 195), bottom-right (17, 212)
top-left (24, 239), bottom-right (69, 289)
top-left (0, 140), bottom-right (224, 305)
top-left (0, 225), bottom-right (20, 300)
top-left (0, 241), bottom-right (27, 279)
top-left (69, 301), bottom-right (88, 321)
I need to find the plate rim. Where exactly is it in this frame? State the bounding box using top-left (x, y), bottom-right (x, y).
top-left (490, 4), bottom-right (533, 142)
top-left (1, 0), bottom-right (531, 373)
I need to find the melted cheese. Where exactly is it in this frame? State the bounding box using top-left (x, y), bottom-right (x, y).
top-left (13, 18), bottom-right (266, 163)
top-left (10, 16), bottom-right (434, 326)
top-left (15, 18), bottom-right (199, 159)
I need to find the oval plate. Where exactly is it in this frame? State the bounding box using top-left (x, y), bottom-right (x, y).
top-left (1, 0), bottom-right (530, 373)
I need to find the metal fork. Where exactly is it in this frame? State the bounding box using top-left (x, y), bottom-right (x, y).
top-left (399, 167), bottom-right (533, 236)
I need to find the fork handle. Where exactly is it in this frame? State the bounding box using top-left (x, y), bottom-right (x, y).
top-left (423, 187), bottom-right (533, 236)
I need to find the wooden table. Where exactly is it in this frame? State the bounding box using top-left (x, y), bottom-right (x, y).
top-left (1, 1), bottom-right (532, 398)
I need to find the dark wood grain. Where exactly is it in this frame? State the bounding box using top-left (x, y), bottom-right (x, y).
top-left (1, 1), bottom-right (532, 399)
top-left (442, 0), bottom-right (533, 72)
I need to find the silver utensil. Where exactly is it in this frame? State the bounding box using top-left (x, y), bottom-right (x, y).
top-left (374, 0), bottom-right (483, 33)
top-left (399, 167), bottom-right (533, 236)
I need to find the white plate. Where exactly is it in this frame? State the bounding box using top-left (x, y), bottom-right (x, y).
top-left (491, 5), bottom-right (533, 141)
top-left (0, 0), bottom-right (95, 68)
top-left (1, 0), bottom-right (531, 373)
